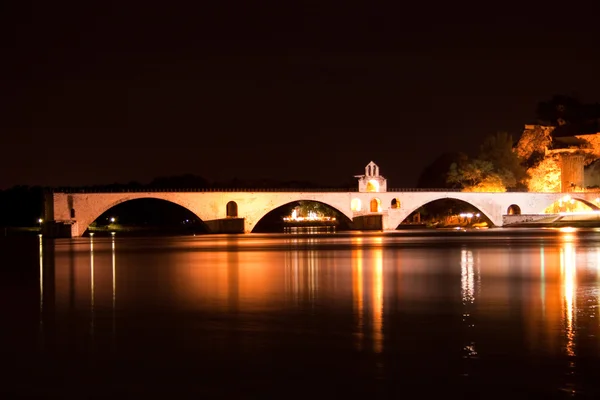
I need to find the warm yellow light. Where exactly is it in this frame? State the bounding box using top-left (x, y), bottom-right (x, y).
top-left (370, 198), bottom-right (382, 213)
top-left (373, 248), bottom-right (383, 353)
top-left (560, 227), bottom-right (576, 233)
top-left (366, 179), bottom-right (379, 192)
top-left (351, 198), bottom-right (362, 212)
top-left (561, 243), bottom-right (576, 357)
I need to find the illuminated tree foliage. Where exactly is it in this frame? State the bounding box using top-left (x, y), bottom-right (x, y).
top-left (447, 157), bottom-right (506, 192)
top-left (296, 201), bottom-right (332, 216)
top-left (446, 132), bottom-right (527, 192)
top-left (527, 156), bottom-right (561, 192)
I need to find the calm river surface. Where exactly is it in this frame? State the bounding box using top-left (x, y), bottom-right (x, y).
top-left (3, 228), bottom-right (600, 398)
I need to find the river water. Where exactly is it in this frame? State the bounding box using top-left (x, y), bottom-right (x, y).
top-left (3, 228), bottom-right (600, 398)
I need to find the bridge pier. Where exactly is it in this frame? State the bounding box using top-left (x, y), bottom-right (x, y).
top-left (351, 215), bottom-right (383, 230)
top-left (204, 218), bottom-right (245, 234)
top-left (42, 221), bottom-right (78, 238)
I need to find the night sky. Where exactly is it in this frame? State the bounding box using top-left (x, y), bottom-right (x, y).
top-left (1, 2), bottom-right (599, 189)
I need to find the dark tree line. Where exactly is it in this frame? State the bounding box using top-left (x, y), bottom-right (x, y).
top-left (536, 95), bottom-right (600, 129)
top-left (0, 186), bottom-right (45, 227)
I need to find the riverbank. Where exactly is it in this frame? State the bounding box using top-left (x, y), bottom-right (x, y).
top-left (0, 227), bottom-right (40, 236)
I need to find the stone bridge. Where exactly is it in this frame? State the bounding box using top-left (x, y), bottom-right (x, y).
top-left (43, 188), bottom-right (600, 237)
top-left (42, 162), bottom-right (600, 237)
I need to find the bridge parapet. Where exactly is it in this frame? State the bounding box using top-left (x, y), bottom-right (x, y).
top-left (50, 187), bottom-right (359, 193)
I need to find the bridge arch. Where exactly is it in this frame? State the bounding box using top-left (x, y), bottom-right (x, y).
top-left (75, 195), bottom-right (209, 236)
top-left (250, 199), bottom-right (353, 233)
top-left (389, 195), bottom-right (498, 229)
top-left (540, 196), bottom-right (600, 214)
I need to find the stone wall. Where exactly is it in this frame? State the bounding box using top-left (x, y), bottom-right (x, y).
top-left (560, 153), bottom-right (586, 191)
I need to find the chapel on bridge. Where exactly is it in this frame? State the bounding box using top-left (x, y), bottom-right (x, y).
top-left (355, 161), bottom-right (387, 192)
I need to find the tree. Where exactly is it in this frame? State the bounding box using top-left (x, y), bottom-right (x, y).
top-left (446, 132), bottom-right (528, 192)
top-left (417, 152), bottom-right (462, 188)
top-left (478, 131), bottom-right (528, 189)
top-left (447, 157), bottom-right (505, 191)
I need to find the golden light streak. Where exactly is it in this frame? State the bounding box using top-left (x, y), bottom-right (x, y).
top-left (112, 236), bottom-right (116, 338)
top-left (90, 236), bottom-right (95, 336)
top-left (39, 235), bottom-right (43, 318)
top-left (308, 248), bottom-right (318, 303)
top-left (540, 247), bottom-right (545, 316)
top-left (372, 247), bottom-right (384, 353)
top-left (285, 249), bottom-right (300, 304)
top-left (39, 234), bottom-right (44, 347)
top-left (352, 245), bottom-right (364, 351)
top-left (597, 248), bottom-right (600, 327)
top-left (561, 242), bottom-right (576, 357)
top-left (461, 248), bottom-right (478, 359)
top-left (461, 249), bottom-right (474, 304)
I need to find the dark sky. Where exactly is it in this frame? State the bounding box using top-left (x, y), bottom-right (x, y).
top-left (1, 1), bottom-right (599, 189)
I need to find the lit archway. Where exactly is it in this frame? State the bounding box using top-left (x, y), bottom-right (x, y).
top-left (507, 204), bottom-right (521, 215)
top-left (370, 198), bottom-right (382, 213)
top-left (226, 201), bottom-right (238, 217)
top-left (252, 200), bottom-right (352, 233)
top-left (542, 196), bottom-right (599, 214)
top-left (397, 198), bottom-right (493, 229)
top-left (351, 198), bottom-right (362, 212)
top-left (391, 198), bottom-right (400, 209)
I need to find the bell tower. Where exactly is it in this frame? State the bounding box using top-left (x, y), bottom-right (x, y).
top-left (355, 161), bottom-right (387, 192)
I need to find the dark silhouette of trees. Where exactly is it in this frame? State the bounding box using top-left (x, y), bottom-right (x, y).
top-left (0, 186), bottom-right (44, 227)
top-left (417, 152), bottom-right (462, 188)
top-left (536, 94), bottom-right (600, 131)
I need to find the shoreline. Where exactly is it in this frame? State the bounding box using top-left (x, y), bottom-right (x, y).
top-left (3, 220), bottom-right (600, 238)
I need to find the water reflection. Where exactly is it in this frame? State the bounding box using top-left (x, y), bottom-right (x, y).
top-left (38, 235), bottom-right (43, 348)
top-left (90, 236), bottom-right (95, 338)
top-left (372, 243), bottom-right (383, 354)
top-left (561, 241), bottom-right (576, 358)
top-left (284, 249), bottom-right (300, 304)
top-left (227, 238), bottom-right (239, 314)
top-left (352, 238), bottom-right (364, 351)
top-left (350, 236), bottom-right (384, 354)
top-left (112, 236), bottom-right (116, 338)
top-left (461, 248), bottom-right (478, 365)
top-left (39, 235), bottom-right (43, 319)
top-left (540, 247), bottom-right (545, 317)
top-left (32, 232), bottom-right (600, 397)
top-left (559, 233), bottom-right (578, 395)
top-left (283, 239), bottom-right (319, 307)
top-left (461, 249), bottom-right (474, 305)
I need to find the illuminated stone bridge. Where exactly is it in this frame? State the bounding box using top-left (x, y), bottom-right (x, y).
top-left (43, 161), bottom-right (600, 237)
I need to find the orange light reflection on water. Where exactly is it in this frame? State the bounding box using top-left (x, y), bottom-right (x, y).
top-left (560, 240), bottom-right (576, 358)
